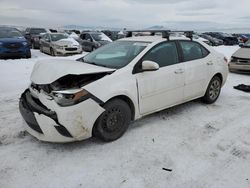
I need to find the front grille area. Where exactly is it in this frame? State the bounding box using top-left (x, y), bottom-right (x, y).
top-left (65, 47), bottom-right (77, 51)
top-left (3, 43), bottom-right (22, 49)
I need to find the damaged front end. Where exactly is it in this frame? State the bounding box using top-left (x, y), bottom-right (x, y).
top-left (19, 72), bottom-right (111, 142)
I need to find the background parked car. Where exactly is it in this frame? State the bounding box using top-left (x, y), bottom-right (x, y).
top-left (79, 31), bottom-right (112, 52)
top-left (102, 30), bottom-right (119, 41)
top-left (193, 34), bottom-right (212, 46)
top-left (229, 40), bottom-right (250, 73)
top-left (205, 32), bottom-right (238, 45)
top-left (24, 27), bottom-right (47, 49)
top-left (40, 33), bottom-right (82, 56)
top-left (0, 27), bottom-right (31, 59)
top-left (199, 34), bottom-right (223, 46)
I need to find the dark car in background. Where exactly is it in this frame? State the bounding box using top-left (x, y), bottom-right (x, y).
top-left (0, 27), bottom-right (31, 59)
top-left (102, 30), bottom-right (119, 41)
top-left (79, 31), bottom-right (112, 52)
top-left (200, 34), bottom-right (223, 46)
top-left (205, 32), bottom-right (238, 45)
top-left (24, 27), bottom-right (47, 49)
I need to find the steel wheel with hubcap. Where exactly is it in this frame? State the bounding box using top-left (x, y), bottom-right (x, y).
top-left (202, 76), bottom-right (222, 104)
top-left (50, 48), bottom-right (55, 56)
top-left (93, 99), bottom-right (131, 142)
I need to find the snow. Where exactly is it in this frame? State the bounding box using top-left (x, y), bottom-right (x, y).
top-left (0, 46), bottom-right (250, 188)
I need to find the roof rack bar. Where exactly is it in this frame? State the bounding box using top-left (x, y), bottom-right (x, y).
top-left (126, 30), bottom-right (194, 41)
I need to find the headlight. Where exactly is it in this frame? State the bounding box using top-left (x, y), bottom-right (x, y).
top-left (22, 42), bottom-right (28, 46)
top-left (52, 89), bottom-right (89, 107)
top-left (95, 43), bottom-right (101, 47)
top-left (0, 42), bottom-right (3, 46)
top-left (54, 44), bottom-right (63, 50)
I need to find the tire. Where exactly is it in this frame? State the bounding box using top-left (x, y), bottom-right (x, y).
top-left (93, 99), bottom-right (131, 142)
top-left (40, 46), bottom-right (43, 53)
top-left (26, 52), bottom-right (31, 59)
top-left (202, 76), bottom-right (222, 104)
top-left (50, 48), bottom-right (55, 56)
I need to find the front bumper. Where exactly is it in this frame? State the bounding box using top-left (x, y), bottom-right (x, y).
top-left (0, 47), bottom-right (30, 58)
top-left (19, 89), bottom-right (104, 143)
top-left (229, 62), bottom-right (250, 73)
top-left (54, 47), bottom-right (82, 56)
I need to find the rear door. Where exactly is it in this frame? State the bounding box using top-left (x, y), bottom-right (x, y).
top-left (135, 41), bottom-right (185, 115)
top-left (178, 41), bottom-right (211, 100)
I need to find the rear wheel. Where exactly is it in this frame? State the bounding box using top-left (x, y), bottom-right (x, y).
top-left (93, 99), bottom-right (131, 142)
top-left (202, 76), bottom-right (222, 104)
top-left (26, 52), bottom-right (31, 59)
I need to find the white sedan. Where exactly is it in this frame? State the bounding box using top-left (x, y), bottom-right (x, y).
top-left (19, 32), bottom-right (228, 142)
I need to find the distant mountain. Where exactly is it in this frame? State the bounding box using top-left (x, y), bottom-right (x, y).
top-left (61, 25), bottom-right (123, 31)
top-left (146, 25), bottom-right (166, 30)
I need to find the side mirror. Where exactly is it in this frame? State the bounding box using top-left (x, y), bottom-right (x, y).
top-left (87, 38), bottom-right (92, 42)
top-left (142, 60), bottom-right (159, 71)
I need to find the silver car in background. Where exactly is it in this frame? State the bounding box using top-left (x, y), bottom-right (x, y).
top-left (229, 40), bottom-right (250, 73)
top-left (40, 33), bottom-right (82, 56)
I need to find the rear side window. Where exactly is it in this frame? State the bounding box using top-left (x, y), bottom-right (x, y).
top-left (179, 41), bottom-right (209, 62)
top-left (142, 42), bottom-right (179, 68)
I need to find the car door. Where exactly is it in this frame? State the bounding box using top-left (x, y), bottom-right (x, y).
top-left (135, 41), bottom-right (185, 115)
top-left (42, 34), bottom-right (51, 53)
top-left (40, 34), bottom-right (47, 52)
top-left (178, 41), bottom-right (210, 100)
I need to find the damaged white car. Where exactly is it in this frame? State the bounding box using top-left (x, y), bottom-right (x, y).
top-left (19, 31), bottom-right (229, 143)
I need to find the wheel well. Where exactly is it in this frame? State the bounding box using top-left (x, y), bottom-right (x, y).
top-left (106, 95), bottom-right (135, 121)
top-left (214, 73), bottom-right (223, 83)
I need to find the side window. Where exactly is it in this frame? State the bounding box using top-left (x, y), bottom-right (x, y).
top-left (142, 42), bottom-right (179, 68)
top-left (80, 34), bottom-right (86, 40)
top-left (86, 34), bottom-right (92, 41)
top-left (201, 45), bottom-right (209, 57)
top-left (179, 41), bottom-right (205, 62)
top-left (44, 34), bottom-right (49, 41)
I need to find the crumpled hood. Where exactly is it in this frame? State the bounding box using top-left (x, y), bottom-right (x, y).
top-left (31, 59), bottom-right (115, 84)
top-left (53, 38), bottom-right (79, 47)
top-left (232, 48), bottom-right (250, 59)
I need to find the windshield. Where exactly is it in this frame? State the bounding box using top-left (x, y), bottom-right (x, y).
top-left (79, 41), bottom-right (150, 69)
top-left (50, 34), bottom-right (68, 41)
top-left (91, 33), bottom-right (111, 41)
top-left (0, 29), bottom-right (23, 39)
top-left (30, 28), bottom-right (46, 35)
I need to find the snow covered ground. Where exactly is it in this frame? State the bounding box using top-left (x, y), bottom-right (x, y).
top-left (0, 46), bottom-right (250, 188)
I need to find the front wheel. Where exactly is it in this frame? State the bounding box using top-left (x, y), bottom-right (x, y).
top-left (50, 48), bottom-right (56, 56)
top-left (93, 99), bottom-right (131, 142)
top-left (202, 76), bottom-right (222, 104)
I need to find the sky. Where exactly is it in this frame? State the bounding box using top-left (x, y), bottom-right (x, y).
top-left (0, 0), bottom-right (250, 31)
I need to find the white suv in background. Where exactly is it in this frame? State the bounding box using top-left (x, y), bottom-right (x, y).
top-left (19, 31), bottom-right (228, 143)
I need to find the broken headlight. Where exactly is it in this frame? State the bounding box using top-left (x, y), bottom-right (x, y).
top-left (52, 89), bottom-right (89, 107)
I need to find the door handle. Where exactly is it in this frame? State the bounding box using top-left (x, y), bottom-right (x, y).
top-left (174, 69), bottom-right (184, 74)
top-left (207, 61), bottom-right (213, 65)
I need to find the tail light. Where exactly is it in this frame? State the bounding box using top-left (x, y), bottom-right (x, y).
top-left (224, 57), bottom-right (228, 64)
